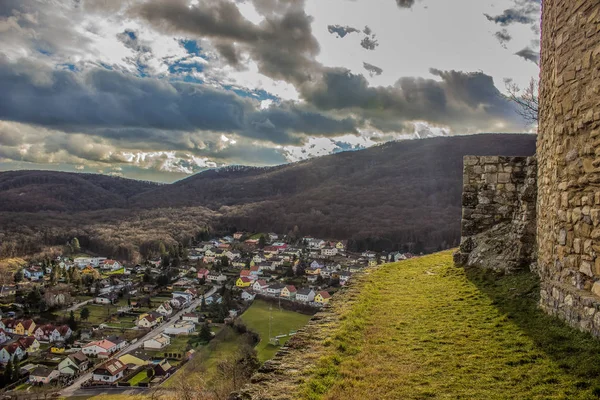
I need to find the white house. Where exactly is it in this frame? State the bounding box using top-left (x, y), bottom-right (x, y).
top-left (58, 351), bottom-right (89, 376)
top-left (207, 273), bottom-right (228, 284)
top-left (266, 283), bottom-right (285, 296)
top-left (0, 329), bottom-right (9, 344)
top-left (74, 257), bottom-right (106, 268)
top-left (321, 247), bottom-right (338, 257)
top-left (100, 259), bottom-right (122, 271)
top-left (296, 288), bottom-right (316, 303)
top-left (241, 290), bottom-right (256, 301)
top-left (170, 296), bottom-right (190, 309)
top-left (143, 333), bottom-right (171, 350)
top-left (181, 313), bottom-right (201, 324)
top-left (82, 339), bottom-right (117, 357)
top-left (29, 366), bottom-right (60, 384)
top-left (137, 314), bottom-right (160, 328)
top-left (164, 321), bottom-right (195, 335)
top-left (172, 291), bottom-right (193, 303)
top-left (0, 343), bottom-right (24, 363)
top-left (156, 302), bottom-right (173, 317)
top-left (92, 359), bottom-right (127, 383)
top-left (252, 280), bottom-right (269, 293)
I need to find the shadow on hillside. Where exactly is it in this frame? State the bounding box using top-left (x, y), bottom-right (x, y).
top-left (465, 266), bottom-right (600, 392)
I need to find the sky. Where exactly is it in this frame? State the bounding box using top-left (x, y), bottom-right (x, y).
top-left (0, 0), bottom-right (541, 182)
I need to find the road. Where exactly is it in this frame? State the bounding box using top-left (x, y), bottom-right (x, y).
top-left (60, 286), bottom-right (219, 398)
top-left (66, 299), bottom-right (92, 312)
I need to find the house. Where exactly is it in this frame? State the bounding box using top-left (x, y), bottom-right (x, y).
top-left (74, 257), bottom-right (106, 268)
top-left (362, 251), bottom-right (377, 258)
top-left (307, 274), bottom-right (318, 283)
top-left (153, 359), bottom-right (173, 376)
top-left (100, 259), bottom-right (122, 271)
top-left (232, 258), bottom-right (247, 268)
top-left (184, 288), bottom-right (199, 299)
top-left (334, 241), bottom-right (347, 252)
top-left (92, 359), bottom-right (127, 383)
top-left (249, 265), bottom-right (261, 276)
top-left (240, 269), bottom-right (251, 278)
top-left (339, 271), bottom-right (352, 285)
top-left (181, 313), bottom-right (201, 324)
top-left (137, 313), bottom-right (161, 328)
top-left (225, 250), bottom-right (241, 260)
top-left (233, 232), bottom-right (245, 240)
top-left (95, 293), bottom-right (117, 305)
top-left (0, 329), bottom-right (9, 344)
top-left (241, 290), bottom-right (255, 301)
top-left (266, 283), bottom-right (285, 296)
top-left (51, 344), bottom-right (66, 354)
top-left (310, 261), bottom-right (324, 270)
top-left (236, 277), bottom-right (253, 288)
top-left (314, 291), bottom-right (331, 305)
top-left (252, 280), bottom-right (269, 293)
top-left (17, 336), bottom-right (40, 353)
top-left (106, 336), bottom-right (128, 351)
top-left (164, 321), bottom-right (195, 335)
top-left (245, 239), bottom-right (259, 247)
top-left (29, 366), bottom-right (60, 384)
top-left (280, 285), bottom-right (297, 299)
top-left (321, 247), bottom-right (338, 257)
top-left (296, 288), bottom-right (316, 303)
top-left (0, 342), bottom-right (24, 363)
top-left (207, 273), bottom-right (228, 284)
top-left (388, 252), bottom-right (407, 262)
top-left (58, 351), bottom-right (89, 375)
top-left (368, 259), bottom-right (378, 267)
top-left (205, 294), bottom-right (222, 305)
top-left (171, 296), bottom-right (189, 309)
top-left (156, 302), bottom-right (173, 317)
top-left (0, 285), bottom-right (16, 297)
top-left (144, 333), bottom-right (170, 349)
top-left (119, 350), bottom-right (151, 367)
top-left (14, 319), bottom-right (36, 336)
top-left (82, 339), bottom-right (117, 357)
top-left (172, 291), bottom-right (193, 303)
top-left (23, 267), bottom-right (44, 280)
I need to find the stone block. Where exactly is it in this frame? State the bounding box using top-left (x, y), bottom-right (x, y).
top-left (581, 261), bottom-right (594, 277)
top-left (592, 282), bottom-right (600, 298)
top-left (498, 173), bottom-right (511, 183)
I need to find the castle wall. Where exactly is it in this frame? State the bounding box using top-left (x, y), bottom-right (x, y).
top-left (454, 156), bottom-right (537, 272)
top-left (537, 0), bottom-right (600, 332)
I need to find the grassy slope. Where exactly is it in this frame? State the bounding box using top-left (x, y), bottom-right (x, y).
top-left (241, 299), bottom-right (313, 362)
top-left (302, 251), bottom-right (600, 400)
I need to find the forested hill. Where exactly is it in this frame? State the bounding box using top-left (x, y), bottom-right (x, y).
top-left (132, 133), bottom-right (537, 252)
top-left (0, 170), bottom-right (160, 212)
top-left (0, 134), bottom-right (536, 253)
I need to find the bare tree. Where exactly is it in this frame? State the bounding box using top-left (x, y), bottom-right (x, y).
top-left (504, 77), bottom-right (539, 126)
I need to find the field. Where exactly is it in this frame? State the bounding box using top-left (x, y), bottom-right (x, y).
top-left (128, 370), bottom-right (150, 386)
top-left (298, 251), bottom-right (600, 399)
top-left (241, 299), bottom-right (313, 362)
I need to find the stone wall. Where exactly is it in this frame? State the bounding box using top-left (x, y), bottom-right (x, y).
top-left (537, 0), bottom-right (600, 334)
top-left (454, 156), bottom-right (537, 272)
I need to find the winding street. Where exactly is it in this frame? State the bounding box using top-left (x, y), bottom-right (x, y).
top-left (59, 286), bottom-right (218, 398)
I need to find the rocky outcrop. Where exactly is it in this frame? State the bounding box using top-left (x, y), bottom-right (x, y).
top-left (454, 156), bottom-right (537, 272)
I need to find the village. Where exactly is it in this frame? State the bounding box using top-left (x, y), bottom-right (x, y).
top-left (0, 232), bottom-right (415, 395)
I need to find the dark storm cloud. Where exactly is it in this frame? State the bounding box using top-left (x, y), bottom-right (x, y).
top-left (396, 0), bottom-right (415, 8)
top-left (494, 29), bottom-right (512, 46)
top-left (133, 0), bottom-right (320, 84)
top-left (515, 47), bottom-right (539, 64)
top-left (301, 67), bottom-right (522, 132)
top-left (363, 62), bottom-right (383, 76)
top-left (327, 24), bottom-right (360, 38)
top-left (0, 57), bottom-right (357, 146)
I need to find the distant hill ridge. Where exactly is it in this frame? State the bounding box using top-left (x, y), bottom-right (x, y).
top-left (0, 134), bottom-right (536, 252)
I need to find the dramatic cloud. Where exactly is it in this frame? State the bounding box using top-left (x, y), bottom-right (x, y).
top-left (301, 67), bottom-right (522, 133)
top-left (0, 56), bottom-right (357, 146)
top-left (515, 47), bottom-right (539, 64)
top-left (0, 0), bottom-right (540, 180)
top-left (363, 62), bottom-right (383, 76)
top-left (327, 24), bottom-right (360, 38)
top-left (133, 0), bottom-right (320, 85)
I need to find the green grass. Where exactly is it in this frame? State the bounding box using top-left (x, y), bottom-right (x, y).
top-left (300, 250), bottom-right (600, 400)
top-left (241, 299), bottom-right (312, 362)
top-left (162, 326), bottom-right (243, 389)
top-left (127, 370), bottom-right (149, 386)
